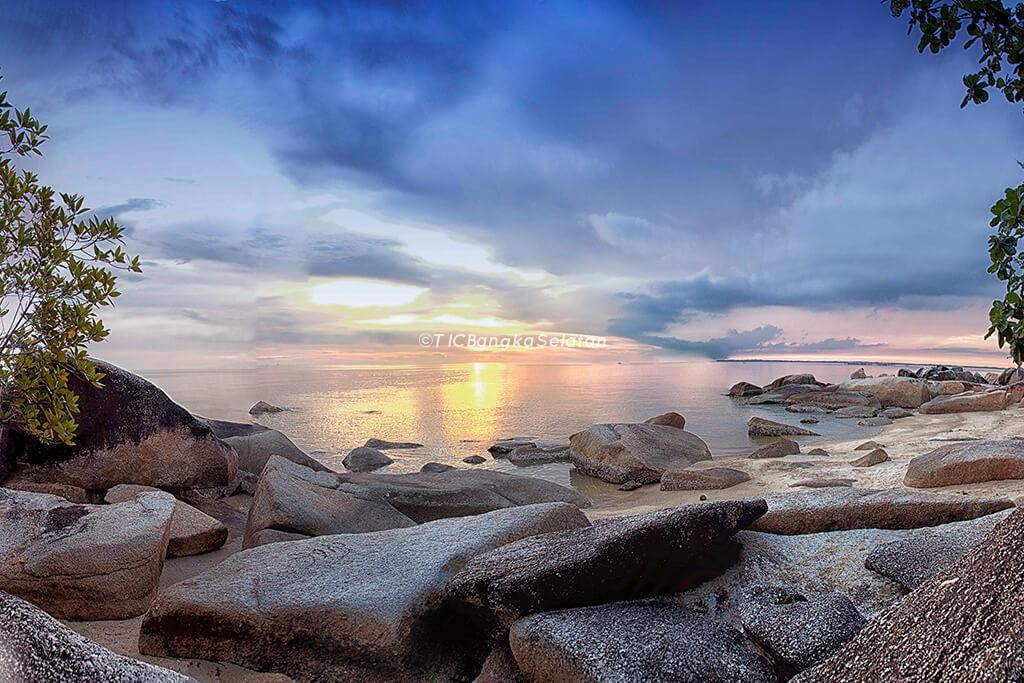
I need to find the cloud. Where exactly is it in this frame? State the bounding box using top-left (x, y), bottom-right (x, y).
top-left (635, 325), bottom-right (783, 358)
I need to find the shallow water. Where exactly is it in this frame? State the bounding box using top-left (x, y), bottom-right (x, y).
top-left (144, 359), bottom-right (889, 482)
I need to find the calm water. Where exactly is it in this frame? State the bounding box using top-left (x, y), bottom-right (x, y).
top-left (144, 360), bottom-right (887, 479)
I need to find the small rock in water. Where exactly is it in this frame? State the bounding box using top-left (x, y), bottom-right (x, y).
top-left (851, 368), bottom-right (867, 379)
top-left (699, 494), bottom-right (708, 501)
top-left (807, 448), bottom-right (830, 456)
top-left (249, 400), bottom-right (285, 415)
top-left (618, 480), bottom-right (643, 491)
top-left (800, 417), bottom-right (819, 424)
top-left (728, 381), bottom-right (764, 397)
top-left (750, 439), bottom-right (800, 459)
top-left (420, 462), bottom-right (455, 473)
top-left (881, 407), bottom-right (914, 419)
top-left (343, 446), bottom-right (394, 472)
top-left (463, 455), bottom-right (486, 465)
top-left (855, 440), bottom-right (884, 451)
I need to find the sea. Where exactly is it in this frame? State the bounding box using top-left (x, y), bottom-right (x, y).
top-left (141, 359), bottom-right (919, 486)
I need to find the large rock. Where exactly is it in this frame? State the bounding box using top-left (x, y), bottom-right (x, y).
top-left (244, 456), bottom-right (415, 547)
top-left (0, 591), bottom-right (190, 683)
top-left (918, 389), bottom-right (1008, 414)
top-left (850, 367), bottom-right (867, 379)
top-left (0, 487), bottom-right (173, 620)
top-left (783, 391), bottom-right (881, 411)
top-left (223, 428), bottom-right (328, 477)
top-left (508, 599), bottom-right (777, 683)
top-left (917, 365), bottom-right (985, 383)
top-left (836, 376), bottom-right (932, 408)
top-left (342, 446), bottom-right (394, 472)
top-left (446, 499), bottom-right (767, 628)
top-left (106, 484), bottom-right (227, 557)
top-left (342, 465), bottom-right (590, 521)
top-left (905, 438), bottom-right (1024, 488)
top-left (680, 527), bottom-right (912, 623)
top-left (139, 503), bottom-right (590, 681)
top-left (739, 590), bottom-right (865, 676)
top-left (998, 367), bottom-right (1024, 385)
top-left (728, 381), bottom-right (763, 397)
top-left (766, 373), bottom-right (817, 390)
top-left (661, 467), bottom-right (752, 490)
top-left (642, 411), bottom-right (686, 429)
top-left (568, 423), bottom-right (712, 484)
top-left (926, 380), bottom-right (968, 396)
top-left (746, 384), bottom-right (821, 405)
top-left (864, 510), bottom-right (1011, 590)
top-left (831, 405), bottom-right (878, 418)
top-left (749, 487), bottom-right (1013, 535)
top-left (797, 509), bottom-right (1024, 681)
top-left (748, 416), bottom-right (818, 437)
top-left (4, 360), bottom-right (237, 492)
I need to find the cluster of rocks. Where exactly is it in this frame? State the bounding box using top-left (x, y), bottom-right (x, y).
top-left (728, 369), bottom-right (1024, 425)
top-left (3, 360), bottom-right (1024, 682)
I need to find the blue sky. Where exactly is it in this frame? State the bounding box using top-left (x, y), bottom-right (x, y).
top-left (1, 0), bottom-right (1021, 368)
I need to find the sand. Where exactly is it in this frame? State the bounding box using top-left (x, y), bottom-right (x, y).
top-left (59, 406), bottom-right (1024, 680)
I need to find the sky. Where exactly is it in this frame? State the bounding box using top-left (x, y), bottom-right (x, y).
top-left (2, 0), bottom-right (1022, 369)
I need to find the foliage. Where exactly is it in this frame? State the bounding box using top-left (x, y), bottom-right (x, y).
top-left (0, 72), bottom-right (141, 444)
top-left (889, 1), bottom-right (1024, 364)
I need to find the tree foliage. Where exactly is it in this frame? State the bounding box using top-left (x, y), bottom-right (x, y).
top-left (0, 72), bottom-right (140, 444)
top-left (889, 0), bottom-right (1024, 364)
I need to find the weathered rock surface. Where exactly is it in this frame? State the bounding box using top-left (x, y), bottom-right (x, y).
top-left (854, 440), bottom-right (883, 451)
top-left (343, 446), bottom-right (394, 472)
top-left (475, 642), bottom-right (526, 683)
top-left (506, 442), bottom-right (570, 466)
top-left (927, 380), bottom-right (968, 397)
top-left (106, 484), bottom-right (227, 557)
top-left (749, 439), bottom-right (800, 459)
top-left (448, 500), bottom-right (767, 628)
top-left (766, 373), bottom-right (817, 390)
top-left (831, 405), bottom-right (878, 419)
top-left (365, 438), bottom-right (424, 449)
top-left (4, 360), bottom-right (237, 492)
top-left (223, 427), bottom-right (327, 477)
top-left (488, 437), bottom-right (536, 455)
top-left (0, 478), bottom-right (97, 503)
top-left (905, 438), bottom-right (1024, 488)
top-left (919, 389), bottom-right (1008, 414)
top-left (880, 407), bottom-right (913, 419)
top-left (750, 487), bottom-right (1013, 535)
top-left (660, 467), bottom-right (752, 490)
top-left (140, 503), bottom-right (590, 681)
top-left (0, 591), bottom-right (191, 683)
top-left (747, 384), bottom-right (822, 404)
top-left (864, 510), bottom-right (1011, 590)
top-left (508, 599), bottom-right (777, 683)
top-left (797, 508), bottom-right (1024, 681)
top-left (568, 423), bottom-right (712, 484)
top-left (248, 400), bottom-right (284, 415)
top-left (244, 457), bottom-right (416, 547)
top-left (643, 411), bottom-right (686, 429)
top-left (748, 416), bottom-right (818, 437)
top-left (915, 365), bottom-right (986, 383)
top-left (785, 403), bottom-right (833, 414)
top-left (341, 466), bottom-right (590, 521)
top-left (0, 487), bottom-right (173, 620)
top-left (790, 478), bottom-right (855, 488)
top-left (740, 590), bottom-right (865, 676)
top-left (850, 368), bottom-right (867, 379)
top-left (800, 416), bottom-right (819, 424)
top-left (836, 377), bottom-right (932, 408)
top-left (806, 448), bottom-right (829, 456)
top-left (680, 527), bottom-right (912, 623)
top-left (785, 391), bottom-right (881, 411)
top-left (998, 367), bottom-right (1024, 385)
top-left (850, 448), bottom-right (890, 468)
top-left (728, 381), bottom-right (763, 397)
top-left (463, 455), bottom-right (486, 465)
